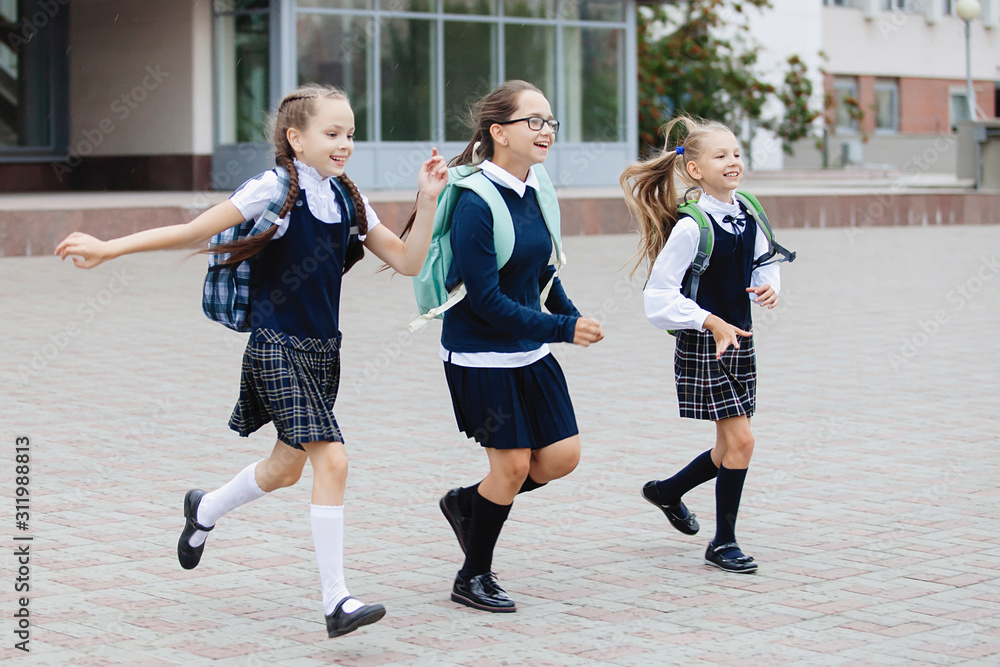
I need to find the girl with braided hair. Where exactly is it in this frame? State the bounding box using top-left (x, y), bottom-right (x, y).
top-left (55, 84), bottom-right (448, 637)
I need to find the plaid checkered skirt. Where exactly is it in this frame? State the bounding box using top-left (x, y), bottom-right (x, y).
top-left (674, 329), bottom-right (756, 421)
top-left (229, 328), bottom-right (344, 449)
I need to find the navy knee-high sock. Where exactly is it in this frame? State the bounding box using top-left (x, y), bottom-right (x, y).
top-left (459, 492), bottom-right (512, 578)
top-left (652, 450), bottom-right (718, 505)
top-left (458, 476), bottom-right (546, 517)
top-left (713, 465), bottom-right (748, 553)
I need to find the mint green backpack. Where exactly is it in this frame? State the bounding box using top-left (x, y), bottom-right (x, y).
top-left (408, 163), bottom-right (564, 332)
top-left (677, 190), bottom-right (796, 302)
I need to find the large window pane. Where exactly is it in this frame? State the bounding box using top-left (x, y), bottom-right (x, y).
top-left (444, 21), bottom-right (496, 140)
top-left (214, 0), bottom-right (268, 11)
top-left (874, 79), bottom-right (898, 133)
top-left (563, 26), bottom-right (623, 142)
top-left (381, 0), bottom-right (434, 10)
top-left (298, 13), bottom-right (372, 140)
top-left (833, 78), bottom-right (858, 134)
top-left (297, 0), bottom-right (373, 8)
top-left (504, 24), bottom-right (556, 102)
top-left (381, 18), bottom-right (434, 141)
top-left (215, 11), bottom-right (270, 143)
top-left (503, 0), bottom-right (557, 18)
top-left (559, 0), bottom-right (624, 21)
top-left (444, 0), bottom-right (498, 15)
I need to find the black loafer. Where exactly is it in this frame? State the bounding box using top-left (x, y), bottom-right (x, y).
top-left (325, 597), bottom-right (386, 638)
top-left (177, 489), bottom-right (214, 570)
top-left (641, 482), bottom-right (699, 535)
top-left (705, 542), bottom-right (757, 573)
top-left (439, 488), bottom-right (471, 555)
top-left (451, 571), bottom-right (516, 613)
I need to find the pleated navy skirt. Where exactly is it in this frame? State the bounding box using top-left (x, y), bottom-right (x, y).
top-left (443, 353), bottom-right (578, 449)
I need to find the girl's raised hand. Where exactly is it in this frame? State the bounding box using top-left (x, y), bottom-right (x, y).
top-left (417, 148), bottom-right (449, 199)
top-left (747, 284), bottom-right (778, 309)
top-left (703, 314), bottom-right (751, 358)
top-left (55, 232), bottom-right (110, 269)
top-left (572, 317), bottom-right (604, 347)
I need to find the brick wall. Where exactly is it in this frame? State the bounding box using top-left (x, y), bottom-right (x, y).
top-left (827, 75), bottom-right (996, 137)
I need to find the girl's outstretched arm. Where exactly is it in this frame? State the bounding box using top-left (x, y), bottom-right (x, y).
top-left (364, 148), bottom-right (448, 276)
top-left (55, 200), bottom-right (247, 269)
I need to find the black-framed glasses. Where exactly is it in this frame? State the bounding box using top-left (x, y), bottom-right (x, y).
top-left (496, 116), bottom-right (560, 133)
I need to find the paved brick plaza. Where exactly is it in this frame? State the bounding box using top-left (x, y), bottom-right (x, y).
top-left (2, 225), bottom-right (999, 665)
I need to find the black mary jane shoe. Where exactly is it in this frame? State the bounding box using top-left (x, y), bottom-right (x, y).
top-left (451, 571), bottom-right (517, 613)
top-left (439, 488), bottom-right (471, 555)
top-left (325, 597), bottom-right (387, 638)
top-left (177, 489), bottom-right (214, 570)
top-left (641, 482), bottom-right (700, 535)
top-left (705, 541), bottom-right (758, 574)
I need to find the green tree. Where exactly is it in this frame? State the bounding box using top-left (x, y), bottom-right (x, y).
top-left (638, 1), bottom-right (822, 157)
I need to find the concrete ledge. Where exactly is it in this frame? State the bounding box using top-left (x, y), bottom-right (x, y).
top-left (2, 184), bottom-right (998, 257)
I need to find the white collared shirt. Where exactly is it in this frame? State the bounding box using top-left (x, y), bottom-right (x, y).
top-left (229, 158), bottom-right (380, 240)
top-left (644, 190), bottom-right (781, 332)
top-left (440, 160), bottom-right (552, 369)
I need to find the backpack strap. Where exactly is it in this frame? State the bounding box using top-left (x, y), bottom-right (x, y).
top-left (677, 201), bottom-right (714, 302)
top-left (328, 176), bottom-right (359, 237)
top-left (734, 190), bottom-right (796, 269)
top-left (208, 167), bottom-right (290, 269)
top-left (532, 164), bottom-right (566, 305)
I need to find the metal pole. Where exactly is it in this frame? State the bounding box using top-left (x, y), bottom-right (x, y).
top-left (965, 18), bottom-right (976, 121)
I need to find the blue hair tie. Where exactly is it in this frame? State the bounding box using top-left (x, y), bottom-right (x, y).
top-left (675, 146), bottom-right (685, 155)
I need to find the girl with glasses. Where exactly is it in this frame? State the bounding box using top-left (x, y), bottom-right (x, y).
top-left (620, 115), bottom-right (783, 574)
top-left (424, 80), bottom-right (604, 612)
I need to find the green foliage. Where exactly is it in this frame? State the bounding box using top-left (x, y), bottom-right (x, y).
top-left (637, 0), bottom-right (774, 154)
top-left (766, 55), bottom-right (822, 155)
top-left (637, 1), bottom-right (823, 159)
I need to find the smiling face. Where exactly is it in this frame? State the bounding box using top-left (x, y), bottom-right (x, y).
top-left (685, 129), bottom-right (744, 203)
top-left (286, 96), bottom-right (355, 179)
top-left (490, 89), bottom-right (556, 180)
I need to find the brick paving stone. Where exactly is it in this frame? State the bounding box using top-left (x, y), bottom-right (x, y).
top-left (3, 225), bottom-right (1000, 664)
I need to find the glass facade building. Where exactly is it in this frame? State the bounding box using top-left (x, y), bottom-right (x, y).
top-left (212, 0), bottom-right (637, 190)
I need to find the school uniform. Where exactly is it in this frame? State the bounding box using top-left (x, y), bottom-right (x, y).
top-left (225, 159), bottom-right (381, 449)
top-left (644, 191), bottom-right (781, 421)
top-left (440, 160), bottom-right (580, 450)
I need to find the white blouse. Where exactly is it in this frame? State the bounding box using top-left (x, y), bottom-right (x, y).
top-left (229, 159), bottom-right (380, 240)
top-left (643, 191), bottom-right (781, 332)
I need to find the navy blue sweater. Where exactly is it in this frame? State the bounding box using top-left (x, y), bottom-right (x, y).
top-left (441, 184), bottom-right (580, 353)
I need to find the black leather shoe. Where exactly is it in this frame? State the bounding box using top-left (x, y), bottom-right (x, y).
top-left (177, 489), bottom-right (214, 570)
top-left (325, 597), bottom-right (386, 638)
top-left (451, 571), bottom-right (516, 613)
top-left (641, 482), bottom-right (699, 535)
top-left (705, 542), bottom-right (757, 573)
top-left (439, 488), bottom-right (471, 555)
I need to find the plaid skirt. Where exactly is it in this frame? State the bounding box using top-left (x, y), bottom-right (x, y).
top-left (674, 329), bottom-right (756, 421)
top-left (229, 328), bottom-right (344, 449)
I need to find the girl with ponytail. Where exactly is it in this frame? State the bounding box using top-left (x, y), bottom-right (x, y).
top-left (433, 81), bottom-right (604, 613)
top-left (621, 115), bottom-right (782, 575)
top-left (55, 84), bottom-right (448, 637)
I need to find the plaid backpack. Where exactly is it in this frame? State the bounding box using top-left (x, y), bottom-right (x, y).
top-left (202, 168), bottom-right (362, 332)
top-left (202, 168), bottom-right (291, 332)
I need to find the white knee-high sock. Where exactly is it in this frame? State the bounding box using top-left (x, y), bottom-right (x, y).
top-left (189, 460), bottom-right (267, 548)
top-left (311, 504), bottom-right (362, 615)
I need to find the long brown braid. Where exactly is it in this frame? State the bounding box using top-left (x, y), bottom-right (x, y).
top-left (620, 114), bottom-right (734, 280)
top-left (209, 84), bottom-right (367, 268)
